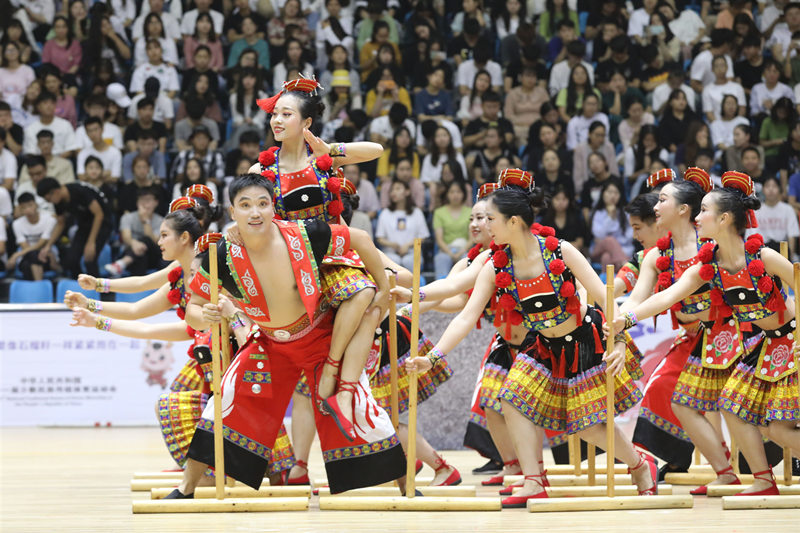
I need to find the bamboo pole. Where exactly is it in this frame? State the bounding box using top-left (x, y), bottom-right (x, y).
top-left (569, 435), bottom-right (581, 476)
top-left (694, 448), bottom-right (701, 466)
top-left (792, 262), bottom-right (800, 487)
top-left (528, 495), bottom-right (693, 512)
top-left (150, 486), bottom-right (311, 499)
top-left (587, 444), bottom-right (596, 486)
top-left (605, 265), bottom-right (615, 499)
top-left (405, 238), bottom-right (422, 498)
top-left (730, 439), bottom-right (739, 475)
top-left (209, 243), bottom-right (225, 501)
top-left (722, 495), bottom-right (800, 510)
top-left (707, 484), bottom-right (800, 497)
top-left (388, 274), bottom-right (399, 431)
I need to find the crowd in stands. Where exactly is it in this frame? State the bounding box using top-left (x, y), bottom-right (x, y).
top-left (3, 0), bottom-right (800, 287)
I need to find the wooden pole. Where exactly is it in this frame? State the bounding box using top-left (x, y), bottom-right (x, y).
top-left (388, 274), bottom-right (399, 431)
top-left (587, 444), bottom-right (596, 486)
top-left (730, 438), bottom-right (739, 475)
top-left (209, 243), bottom-right (225, 501)
top-left (791, 262), bottom-right (800, 487)
top-left (782, 242), bottom-right (792, 486)
top-left (405, 238), bottom-right (422, 498)
top-left (569, 435), bottom-right (581, 477)
top-left (605, 264), bottom-right (615, 499)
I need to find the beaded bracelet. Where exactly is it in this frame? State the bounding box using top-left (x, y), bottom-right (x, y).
top-left (329, 143), bottom-right (346, 157)
top-left (418, 289), bottom-right (426, 302)
top-left (95, 278), bottom-right (110, 293)
top-left (398, 304), bottom-right (412, 319)
top-left (229, 315), bottom-right (246, 331)
top-left (613, 332), bottom-right (627, 345)
top-left (427, 347), bottom-right (445, 366)
top-left (623, 311), bottom-right (638, 330)
top-left (95, 316), bottom-right (112, 332)
top-left (87, 299), bottom-right (103, 313)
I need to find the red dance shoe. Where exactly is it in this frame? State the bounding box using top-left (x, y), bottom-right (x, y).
top-left (416, 459), bottom-right (423, 475)
top-left (629, 452), bottom-right (658, 495)
top-left (286, 459), bottom-right (310, 485)
top-left (500, 473), bottom-right (548, 508)
top-left (734, 469), bottom-right (779, 496)
top-left (481, 459), bottom-right (520, 486)
top-left (320, 378), bottom-right (358, 442)
top-left (690, 465), bottom-right (740, 496)
top-left (499, 479), bottom-right (523, 496)
top-left (431, 457), bottom-right (462, 486)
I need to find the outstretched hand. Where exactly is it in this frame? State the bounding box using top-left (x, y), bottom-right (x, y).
top-left (389, 286), bottom-right (413, 304)
top-left (303, 128), bottom-right (330, 161)
top-left (602, 316), bottom-right (626, 337)
top-left (78, 274), bottom-right (97, 291)
top-left (404, 356), bottom-right (432, 374)
top-left (64, 290), bottom-right (89, 310)
top-left (70, 307), bottom-right (96, 328)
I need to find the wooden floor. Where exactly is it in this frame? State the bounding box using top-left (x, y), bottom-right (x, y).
top-left (1, 426), bottom-right (797, 533)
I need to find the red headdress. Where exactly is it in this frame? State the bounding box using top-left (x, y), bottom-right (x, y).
top-left (721, 171), bottom-right (758, 228)
top-left (194, 232), bottom-right (222, 255)
top-left (683, 167), bottom-right (713, 193)
top-left (646, 168), bottom-right (676, 189)
top-left (340, 176), bottom-right (358, 196)
top-left (169, 196), bottom-right (197, 213)
top-left (186, 183), bottom-right (215, 204)
top-left (497, 168), bottom-right (534, 190)
top-left (477, 182), bottom-right (500, 200)
top-left (256, 75), bottom-right (323, 114)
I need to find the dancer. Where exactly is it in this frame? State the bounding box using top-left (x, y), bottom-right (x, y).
top-left (248, 76), bottom-right (388, 441)
top-left (405, 169), bottom-right (656, 507)
top-left (613, 171), bottom-right (800, 495)
top-left (172, 173), bottom-right (404, 498)
top-left (615, 192), bottom-right (661, 297)
top-left (619, 168), bottom-right (726, 489)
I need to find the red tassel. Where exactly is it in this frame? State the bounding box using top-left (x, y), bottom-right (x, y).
top-left (256, 93), bottom-right (282, 114)
top-left (505, 317), bottom-right (512, 340)
top-left (670, 309), bottom-right (679, 330)
top-left (571, 344), bottom-right (579, 374)
top-left (746, 209), bottom-right (759, 228)
top-left (765, 286), bottom-right (787, 323)
top-left (593, 324), bottom-right (602, 351)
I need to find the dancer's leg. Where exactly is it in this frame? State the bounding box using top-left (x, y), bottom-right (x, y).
top-left (673, 404), bottom-right (736, 484)
top-left (765, 420), bottom-right (800, 457)
top-left (721, 411), bottom-right (773, 493)
top-left (577, 423), bottom-right (655, 492)
top-left (288, 391), bottom-right (316, 480)
top-left (501, 400), bottom-right (546, 496)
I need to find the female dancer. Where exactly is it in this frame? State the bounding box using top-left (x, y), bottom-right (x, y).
top-left (248, 77), bottom-right (389, 441)
top-left (613, 171), bottom-right (800, 495)
top-left (620, 168), bottom-right (729, 490)
top-left (405, 169), bottom-right (656, 507)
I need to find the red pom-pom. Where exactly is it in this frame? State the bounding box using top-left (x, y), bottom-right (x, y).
top-left (545, 236), bottom-right (558, 251)
top-left (658, 271), bottom-right (672, 287)
top-left (176, 307), bottom-right (186, 320)
top-left (655, 256), bottom-right (670, 271)
top-left (490, 241), bottom-right (500, 252)
top-left (699, 264), bottom-right (715, 281)
top-left (749, 233), bottom-right (764, 244)
top-left (670, 302), bottom-right (683, 313)
top-left (262, 169), bottom-right (277, 183)
top-left (167, 288), bottom-right (182, 305)
top-left (560, 281), bottom-right (576, 297)
top-left (327, 176), bottom-right (341, 194)
top-left (327, 198), bottom-right (343, 217)
top-left (539, 226), bottom-right (555, 237)
top-left (710, 288), bottom-right (724, 305)
top-left (316, 153), bottom-right (333, 171)
top-left (745, 238), bottom-right (761, 255)
top-left (495, 272), bottom-right (513, 288)
top-left (493, 250), bottom-right (509, 268)
top-left (531, 223), bottom-right (543, 234)
top-left (748, 259), bottom-right (765, 278)
top-left (168, 267), bottom-right (181, 284)
top-left (467, 244), bottom-right (482, 261)
top-left (550, 258), bottom-right (566, 276)
top-left (498, 293), bottom-right (516, 311)
top-left (698, 243), bottom-right (715, 263)
top-left (258, 147), bottom-right (277, 167)
top-left (508, 310), bottom-right (524, 325)
top-left (758, 276), bottom-right (774, 293)
top-left (657, 236), bottom-right (670, 251)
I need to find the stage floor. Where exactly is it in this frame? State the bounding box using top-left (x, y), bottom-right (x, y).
top-left (1, 426), bottom-right (796, 532)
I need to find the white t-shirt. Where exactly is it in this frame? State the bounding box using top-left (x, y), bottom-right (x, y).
top-left (75, 122), bottom-right (124, 150)
top-left (710, 116), bottom-right (750, 148)
top-left (23, 117), bottom-right (79, 155)
top-left (419, 152), bottom-right (467, 183)
top-left (129, 62), bottom-right (180, 94)
top-left (375, 207), bottom-right (430, 244)
top-left (749, 82), bottom-right (795, 116)
top-left (566, 113), bottom-right (610, 151)
top-left (690, 51), bottom-right (734, 89)
top-left (548, 60), bottom-right (595, 97)
top-left (668, 9), bottom-right (705, 45)
top-left (131, 11), bottom-right (181, 41)
top-left (133, 36), bottom-right (180, 67)
top-left (0, 186), bottom-right (11, 218)
top-left (627, 8), bottom-right (650, 38)
top-left (180, 9), bottom-right (224, 36)
top-left (128, 93), bottom-right (175, 122)
top-left (701, 81), bottom-right (746, 117)
top-left (747, 202), bottom-right (800, 243)
top-left (456, 60), bottom-right (503, 90)
top-left (368, 116), bottom-right (416, 143)
top-left (77, 145), bottom-right (123, 179)
top-left (12, 212), bottom-right (56, 247)
top-left (415, 118), bottom-right (463, 150)
top-left (652, 83), bottom-right (696, 114)
top-left (0, 147), bottom-right (18, 182)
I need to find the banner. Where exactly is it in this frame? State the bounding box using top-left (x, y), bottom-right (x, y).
top-left (0, 308), bottom-right (193, 426)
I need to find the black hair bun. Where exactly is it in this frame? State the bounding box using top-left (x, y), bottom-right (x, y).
top-left (742, 195), bottom-right (761, 211)
top-left (529, 186), bottom-right (548, 212)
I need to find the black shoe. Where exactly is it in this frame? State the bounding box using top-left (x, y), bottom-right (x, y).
top-left (472, 459), bottom-right (503, 475)
top-left (658, 462), bottom-right (688, 483)
top-left (163, 488), bottom-right (194, 499)
top-left (793, 457), bottom-right (800, 476)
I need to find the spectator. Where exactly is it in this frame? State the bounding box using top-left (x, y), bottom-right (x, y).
top-left (565, 93), bottom-right (609, 150)
top-left (589, 180), bottom-right (633, 270)
top-left (760, 97), bottom-right (797, 172)
top-left (465, 125), bottom-right (519, 186)
top-left (724, 124), bottom-right (763, 174)
top-left (618, 100), bottom-right (655, 152)
top-left (133, 0), bottom-right (181, 41)
top-left (750, 176), bottom-right (800, 259)
top-left (0, 42), bottom-right (36, 112)
top-left (547, 18), bottom-right (579, 64)
top-left (228, 16), bottom-right (271, 70)
top-left (360, 21), bottom-right (401, 83)
top-left (181, 0), bottom-right (224, 38)
top-left (224, 129), bottom-right (261, 177)
top-left (701, 55), bottom-right (746, 122)
top-left (19, 133), bottom-right (75, 188)
top-left (504, 39), bottom-right (548, 92)
top-left (555, 63), bottom-right (601, 123)
top-left (229, 68), bottom-right (268, 147)
top-left (376, 179), bottom-right (430, 271)
top-left (7, 192), bottom-right (57, 280)
top-left (580, 152), bottom-right (620, 215)
top-left (538, 148), bottom-right (574, 200)
top-left (170, 127), bottom-right (225, 186)
top-left (23, 92), bottom-right (79, 158)
top-left (540, 184), bottom-right (586, 252)
top-left (742, 146), bottom-right (768, 187)
top-left (504, 66), bottom-right (549, 146)
top-left (171, 157), bottom-right (219, 201)
top-left (1, 19), bottom-right (37, 64)
top-left (368, 102), bottom-right (415, 148)
top-left (365, 66), bottom-right (412, 117)
top-left (735, 34), bottom-right (765, 95)
top-left (77, 117), bottom-right (122, 183)
top-left (652, 68), bottom-right (696, 117)
top-left (416, 117), bottom-right (464, 155)
top-left (0, 101), bottom-right (24, 157)
top-left (448, 18), bottom-right (484, 65)
top-left (41, 67), bottom-right (77, 128)
top-left (548, 40), bottom-right (594, 97)
top-left (690, 28), bottom-right (735, 94)
top-left (658, 89), bottom-right (700, 153)
top-left (320, 45), bottom-right (361, 100)
top-left (433, 180), bottom-right (471, 279)
top-left (676, 121), bottom-right (713, 174)
top-left (78, 155), bottom-right (114, 200)
top-left (591, 15), bottom-right (623, 63)
top-left (315, 0), bottom-right (355, 69)
top-left (779, 121), bottom-right (800, 192)
top-left (226, 0), bottom-right (267, 43)
top-left (119, 155), bottom-right (169, 215)
top-left (457, 69), bottom-right (492, 126)
top-left (174, 98), bottom-right (221, 152)
top-left (134, 13), bottom-right (180, 67)
top-left (639, 43), bottom-right (677, 93)
top-left (456, 45), bottom-right (502, 97)
top-left (105, 187), bottom-right (167, 277)
top-left (380, 156), bottom-right (425, 210)
top-left (539, 0), bottom-right (579, 41)
top-left (463, 91), bottom-right (514, 152)
top-left (42, 15), bottom-right (82, 75)
top-left (751, 59), bottom-right (795, 118)
top-left (76, 95), bottom-right (124, 150)
top-left (601, 69), bottom-right (645, 142)
top-left (711, 94), bottom-right (751, 151)
top-left (526, 120), bottom-right (570, 176)
top-left (14, 156), bottom-right (54, 217)
top-left (0, 128), bottom-right (17, 192)
top-left (641, 11), bottom-right (680, 64)
top-left (272, 39), bottom-right (315, 88)
top-left (451, 0), bottom-right (489, 38)
top-left (572, 121), bottom-right (616, 196)
top-left (596, 35), bottom-right (642, 90)
top-left (415, 66), bottom-right (454, 122)
top-left (627, 0), bottom-right (657, 44)
top-left (376, 126), bottom-right (420, 183)
top-left (82, 13), bottom-right (131, 77)
top-left (420, 126), bottom-right (467, 192)
top-left (624, 124), bottom-right (670, 198)
top-left (268, 0), bottom-right (312, 53)
top-left (129, 39), bottom-right (180, 98)
top-left (106, 0), bottom-right (135, 34)
top-left (36, 177), bottom-right (112, 277)
top-left (767, 1), bottom-right (800, 63)
top-left (495, 0), bottom-right (525, 41)
top-left (184, 14), bottom-right (224, 72)
top-left (342, 163), bottom-right (380, 219)
top-left (176, 72), bottom-right (223, 123)
top-left (125, 97), bottom-right (169, 153)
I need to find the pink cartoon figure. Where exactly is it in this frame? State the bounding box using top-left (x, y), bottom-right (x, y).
top-left (141, 340), bottom-right (175, 388)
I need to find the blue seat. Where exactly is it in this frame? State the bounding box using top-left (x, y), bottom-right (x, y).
top-left (9, 280), bottom-right (54, 303)
top-left (80, 244), bottom-right (113, 277)
top-left (115, 289), bottom-right (158, 303)
top-left (56, 279), bottom-right (99, 303)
